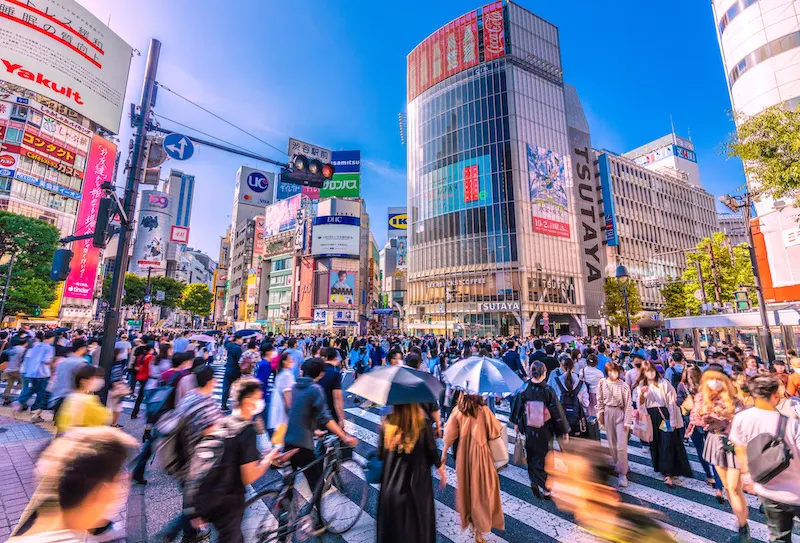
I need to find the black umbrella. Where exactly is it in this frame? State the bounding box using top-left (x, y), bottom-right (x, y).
top-left (54, 327), bottom-right (71, 334)
top-left (234, 329), bottom-right (261, 338)
top-left (346, 365), bottom-right (443, 406)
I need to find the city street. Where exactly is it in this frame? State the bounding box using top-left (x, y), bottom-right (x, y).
top-left (2, 363), bottom-right (794, 543)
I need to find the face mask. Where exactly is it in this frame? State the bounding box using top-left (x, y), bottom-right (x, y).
top-left (707, 379), bottom-right (723, 391)
top-left (745, 368), bottom-right (757, 377)
top-left (88, 378), bottom-right (104, 392)
top-left (645, 371), bottom-right (657, 381)
top-left (607, 372), bottom-right (619, 381)
top-left (251, 399), bottom-right (265, 415)
top-left (727, 358), bottom-right (736, 363)
top-left (492, 350), bottom-right (500, 357)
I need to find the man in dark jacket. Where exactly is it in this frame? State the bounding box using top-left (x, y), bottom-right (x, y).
top-left (510, 361), bottom-right (569, 499)
top-left (503, 341), bottom-right (525, 379)
top-left (540, 343), bottom-right (560, 380)
top-left (222, 336), bottom-right (244, 411)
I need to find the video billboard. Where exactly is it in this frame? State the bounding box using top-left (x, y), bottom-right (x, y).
top-left (63, 134), bottom-right (115, 299)
top-left (0, 0), bottom-right (133, 133)
top-left (329, 271), bottom-right (355, 306)
top-left (312, 216), bottom-right (360, 257)
top-left (264, 194), bottom-right (302, 237)
top-left (528, 144), bottom-right (570, 239)
top-left (420, 154), bottom-right (493, 220)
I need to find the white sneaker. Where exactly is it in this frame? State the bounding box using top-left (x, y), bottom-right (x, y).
top-left (86, 521), bottom-right (125, 542)
top-left (618, 475), bottom-right (629, 487)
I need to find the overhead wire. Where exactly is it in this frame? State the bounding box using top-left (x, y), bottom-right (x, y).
top-left (151, 113), bottom-right (257, 155)
top-left (155, 83), bottom-right (287, 157)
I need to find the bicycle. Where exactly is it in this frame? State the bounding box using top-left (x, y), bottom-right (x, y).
top-left (245, 434), bottom-right (368, 542)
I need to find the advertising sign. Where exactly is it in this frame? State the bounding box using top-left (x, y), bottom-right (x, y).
top-left (330, 150), bottom-right (361, 173)
top-left (533, 217), bottom-right (570, 238)
top-left (396, 237), bottom-right (407, 268)
top-left (63, 134), bottom-right (115, 299)
top-left (331, 309), bottom-right (355, 323)
top-left (276, 178), bottom-right (319, 201)
top-left (528, 144), bottom-right (570, 239)
top-left (633, 144), bottom-right (697, 167)
top-left (420, 154), bottom-right (493, 219)
top-left (14, 170), bottom-right (81, 199)
top-left (320, 172), bottom-right (360, 198)
top-left (22, 131), bottom-right (76, 164)
top-left (598, 154), bottom-right (619, 247)
top-left (464, 164), bottom-right (479, 203)
top-left (0, 152), bottom-right (18, 178)
top-left (253, 216), bottom-right (266, 255)
top-left (482, 2), bottom-right (506, 60)
top-left (312, 216), bottom-right (361, 257)
top-left (133, 190), bottom-right (172, 270)
top-left (388, 207), bottom-right (408, 237)
top-left (297, 257), bottom-right (315, 320)
top-left (262, 234), bottom-right (293, 258)
top-left (170, 225), bottom-right (190, 244)
top-left (288, 138), bottom-right (331, 163)
top-left (313, 309), bottom-right (327, 323)
top-left (235, 167), bottom-right (275, 207)
top-left (264, 194), bottom-right (302, 237)
top-left (0, 0), bottom-right (133, 133)
top-left (329, 271), bottom-right (355, 306)
top-left (245, 272), bottom-right (257, 319)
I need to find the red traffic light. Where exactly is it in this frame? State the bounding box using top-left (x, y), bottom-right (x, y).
top-left (322, 163), bottom-right (335, 179)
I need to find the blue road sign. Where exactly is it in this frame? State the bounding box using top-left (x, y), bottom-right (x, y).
top-left (144, 295), bottom-right (152, 303)
top-left (163, 133), bottom-right (194, 161)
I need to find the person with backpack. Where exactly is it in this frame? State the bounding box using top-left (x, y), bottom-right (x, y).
top-left (349, 340), bottom-right (370, 380)
top-left (730, 375), bottom-right (800, 543)
top-left (665, 351), bottom-right (685, 389)
top-left (553, 358), bottom-right (590, 438)
top-left (510, 361), bottom-right (569, 500)
top-left (239, 339), bottom-right (260, 376)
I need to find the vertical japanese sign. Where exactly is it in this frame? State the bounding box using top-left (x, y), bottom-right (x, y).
top-left (482, 2), bottom-right (506, 61)
top-left (464, 164), bottom-right (479, 203)
top-left (254, 216), bottom-right (266, 256)
top-left (64, 134), bottom-right (115, 299)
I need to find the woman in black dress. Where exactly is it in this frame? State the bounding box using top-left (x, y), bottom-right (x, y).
top-left (377, 403), bottom-right (446, 543)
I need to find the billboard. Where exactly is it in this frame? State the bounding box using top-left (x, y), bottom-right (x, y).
top-left (388, 207), bottom-right (408, 237)
top-left (329, 271), bottom-right (355, 306)
top-left (330, 150), bottom-right (361, 173)
top-left (528, 144), bottom-right (570, 239)
top-left (632, 144), bottom-right (697, 167)
top-left (420, 154), bottom-right (493, 220)
top-left (0, 151), bottom-right (18, 178)
top-left (264, 194), bottom-right (302, 237)
top-left (245, 271), bottom-right (258, 319)
top-left (0, 0), bottom-right (133, 133)
top-left (235, 167), bottom-right (275, 207)
top-left (598, 154), bottom-right (619, 247)
top-left (170, 225), bottom-right (189, 244)
top-left (276, 178), bottom-right (319, 201)
top-left (254, 216), bottom-right (266, 256)
top-left (63, 134), bottom-right (115, 299)
top-left (396, 237), bottom-right (407, 268)
top-left (133, 191), bottom-right (173, 270)
top-left (320, 172), bottom-right (360, 198)
top-left (312, 216), bottom-right (361, 257)
top-left (482, 2), bottom-right (506, 60)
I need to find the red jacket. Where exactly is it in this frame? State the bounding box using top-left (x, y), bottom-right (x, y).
top-left (135, 353), bottom-right (154, 381)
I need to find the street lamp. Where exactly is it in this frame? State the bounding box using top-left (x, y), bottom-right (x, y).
top-left (719, 193), bottom-right (776, 363)
top-left (616, 264), bottom-right (632, 338)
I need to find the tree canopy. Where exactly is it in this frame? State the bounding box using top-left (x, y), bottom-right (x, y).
top-left (181, 283), bottom-right (213, 318)
top-left (102, 273), bottom-right (185, 309)
top-left (602, 278), bottom-right (643, 330)
top-left (725, 104), bottom-right (800, 199)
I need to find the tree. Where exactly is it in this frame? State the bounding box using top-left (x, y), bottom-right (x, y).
top-left (0, 212), bottom-right (60, 317)
top-left (150, 276), bottom-right (185, 309)
top-left (102, 273), bottom-right (146, 307)
top-left (659, 278), bottom-right (689, 318)
top-left (602, 278), bottom-right (643, 330)
top-left (725, 104), bottom-right (800, 199)
top-left (181, 283), bottom-right (213, 320)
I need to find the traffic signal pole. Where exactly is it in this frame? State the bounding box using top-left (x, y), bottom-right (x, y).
top-left (98, 39), bottom-right (161, 403)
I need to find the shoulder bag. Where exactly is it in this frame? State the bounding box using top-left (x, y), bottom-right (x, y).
top-left (747, 415), bottom-right (793, 484)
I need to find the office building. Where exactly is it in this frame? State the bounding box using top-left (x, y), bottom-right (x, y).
top-left (623, 133), bottom-right (701, 188)
top-left (718, 212), bottom-right (748, 247)
top-left (598, 149), bottom-right (718, 330)
top-left (711, 0), bottom-right (800, 301)
top-left (406, 1), bottom-right (588, 336)
top-left (166, 169), bottom-right (195, 228)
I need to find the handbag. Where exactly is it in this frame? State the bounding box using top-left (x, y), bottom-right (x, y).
top-left (512, 430), bottom-right (527, 466)
top-left (632, 408), bottom-right (653, 443)
top-left (365, 451), bottom-right (383, 484)
top-left (489, 425), bottom-right (509, 470)
top-left (585, 416), bottom-right (601, 441)
top-left (746, 415), bottom-right (793, 484)
top-left (657, 407), bottom-right (673, 433)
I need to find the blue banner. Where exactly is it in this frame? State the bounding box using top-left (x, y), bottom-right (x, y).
top-left (598, 154), bottom-right (619, 247)
top-left (313, 215), bottom-right (361, 226)
top-left (331, 150), bottom-right (361, 173)
top-left (15, 171), bottom-right (81, 200)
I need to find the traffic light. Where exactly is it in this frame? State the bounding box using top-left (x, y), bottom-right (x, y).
top-left (281, 154), bottom-right (335, 188)
top-left (93, 198), bottom-right (114, 248)
top-left (50, 248), bottom-right (73, 281)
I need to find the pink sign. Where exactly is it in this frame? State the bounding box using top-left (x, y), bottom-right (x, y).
top-left (64, 135), bottom-right (116, 299)
top-left (533, 216), bottom-right (570, 239)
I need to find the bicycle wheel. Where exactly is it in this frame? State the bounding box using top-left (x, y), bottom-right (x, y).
top-left (318, 456), bottom-right (369, 534)
top-left (244, 486), bottom-right (298, 543)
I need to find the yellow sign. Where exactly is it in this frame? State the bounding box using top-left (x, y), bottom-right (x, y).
top-left (41, 282), bottom-right (64, 319)
top-left (388, 213), bottom-right (408, 230)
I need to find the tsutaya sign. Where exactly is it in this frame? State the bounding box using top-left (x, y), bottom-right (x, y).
top-left (425, 276), bottom-right (486, 289)
top-left (477, 301), bottom-right (520, 312)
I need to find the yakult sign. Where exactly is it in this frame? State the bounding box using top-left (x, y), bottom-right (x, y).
top-left (64, 135), bottom-right (116, 299)
top-left (0, 0), bottom-right (132, 133)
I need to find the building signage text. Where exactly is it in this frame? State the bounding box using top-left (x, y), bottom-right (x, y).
top-left (425, 276), bottom-right (486, 289)
top-left (477, 301), bottom-right (519, 312)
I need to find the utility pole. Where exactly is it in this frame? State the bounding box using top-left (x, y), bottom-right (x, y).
top-left (707, 241), bottom-right (723, 306)
top-left (695, 260), bottom-right (708, 307)
top-left (0, 253), bottom-right (14, 324)
top-left (98, 39), bottom-right (161, 403)
top-left (140, 267), bottom-right (152, 333)
top-left (443, 282), bottom-right (449, 341)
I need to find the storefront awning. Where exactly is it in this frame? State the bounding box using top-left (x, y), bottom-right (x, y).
top-left (665, 304), bottom-right (800, 329)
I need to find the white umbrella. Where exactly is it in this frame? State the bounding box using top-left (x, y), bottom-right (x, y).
top-left (188, 334), bottom-right (216, 343)
top-left (555, 335), bottom-right (577, 343)
top-left (442, 355), bottom-right (524, 397)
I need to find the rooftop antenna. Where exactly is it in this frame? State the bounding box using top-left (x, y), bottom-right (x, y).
top-left (670, 114), bottom-right (676, 137)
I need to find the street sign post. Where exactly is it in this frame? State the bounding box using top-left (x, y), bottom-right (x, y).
top-left (163, 133), bottom-right (194, 161)
top-left (144, 294), bottom-right (152, 303)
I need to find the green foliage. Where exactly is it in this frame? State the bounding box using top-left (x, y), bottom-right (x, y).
top-left (101, 273), bottom-right (184, 309)
top-left (726, 104), bottom-right (800, 199)
top-left (181, 283), bottom-right (213, 318)
top-left (103, 273), bottom-right (146, 307)
top-left (150, 276), bottom-right (185, 309)
top-left (0, 212), bottom-right (60, 317)
top-left (659, 278), bottom-right (688, 318)
top-left (602, 278), bottom-right (643, 329)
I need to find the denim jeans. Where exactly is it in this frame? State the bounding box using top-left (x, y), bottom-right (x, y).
top-left (17, 377), bottom-right (48, 411)
top-left (688, 425), bottom-right (722, 490)
top-left (760, 497), bottom-right (800, 542)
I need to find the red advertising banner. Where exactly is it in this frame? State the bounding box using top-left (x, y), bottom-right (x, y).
top-left (22, 131), bottom-right (76, 164)
top-left (482, 2), bottom-right (506, 60)
top-left (464, 164), bottom-right (479, 203)
top-left (445, 22), bottom-right (458, 78)
top-left (0, 125), bottom-right (5, 141)
top-left (463, 12), bottom-right (478, 69)
top-left (533, 216), bottom-right (571, 239)
top-left (253, 216), bottom-right (266, 255)
top-left (64, 135), bottom-right (116, 299)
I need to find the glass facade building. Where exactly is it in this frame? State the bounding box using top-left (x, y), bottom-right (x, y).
top-left (406, 1), bottom-right (586, 336)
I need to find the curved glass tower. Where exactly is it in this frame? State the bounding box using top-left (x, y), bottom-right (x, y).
top-left (406, 1), bottom-right (590, 336)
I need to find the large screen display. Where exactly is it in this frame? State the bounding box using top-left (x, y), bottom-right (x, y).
top-left (311, 216), bottom-right (360, 257)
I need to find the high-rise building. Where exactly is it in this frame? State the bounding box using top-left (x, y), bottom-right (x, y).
top-left (718, 212), bottom-right (748, 246)
top-left (166, 169), bottom-right (195, 228)
top-left (406, 1), bottom-right (589, 336)
top-left (597, 149), bottom-right (718, 329)
top-left (711, 0), bottom-right (800, 301)
top-left (623, 133), bottom-right (701, 188)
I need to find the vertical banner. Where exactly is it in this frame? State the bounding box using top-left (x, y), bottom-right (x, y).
top-left (463, 12), bottom-right (478, 69)
top-left (254, 216), bottom-right (266, 256)
top-left (482, 2), bottom-right (506, 60)
top-left (464, 164), bottom-right (479, 203)
top-left (64, 135), bottom-right (115, 299)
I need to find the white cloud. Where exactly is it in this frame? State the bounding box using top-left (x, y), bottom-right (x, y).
top-left (362, 159), bottom-right (406, 182)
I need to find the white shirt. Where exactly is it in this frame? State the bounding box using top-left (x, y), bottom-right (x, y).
top-left (269, 369), bottom-right (296, 429)
top-left (581, 366), bottom-right (605, 394)
top-left (114, 340), bottom-right (131, 361)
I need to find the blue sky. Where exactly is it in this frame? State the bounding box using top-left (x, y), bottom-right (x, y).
top-left (77, 0), bottom-right (744, 258)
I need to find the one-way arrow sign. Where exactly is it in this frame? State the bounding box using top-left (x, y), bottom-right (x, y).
top-left (163, 133), bottom-right (195, 161)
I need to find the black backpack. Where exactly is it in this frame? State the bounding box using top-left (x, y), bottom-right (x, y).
top-left (668, 367), bottom-right (683, 389)
top-left (555, 378), bottom-right (586, 433)
top-left (746, 415), bottom-right (794, 484)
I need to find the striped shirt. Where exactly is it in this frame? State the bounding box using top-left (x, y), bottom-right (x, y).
top-left (596, 378), bottom-right (633, 426)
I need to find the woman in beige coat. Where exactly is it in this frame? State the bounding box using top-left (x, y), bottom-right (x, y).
top-left (442, 394), bottom-right (504, 543)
